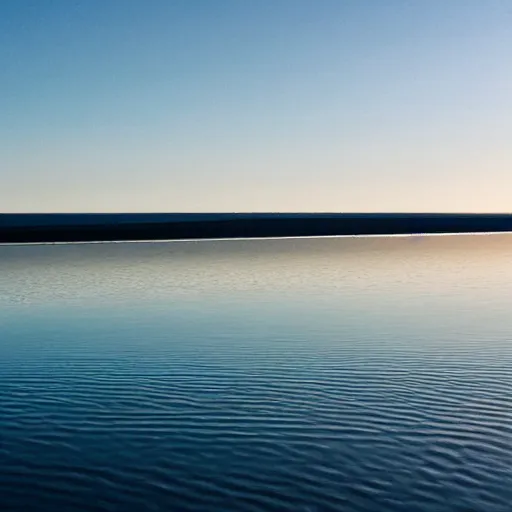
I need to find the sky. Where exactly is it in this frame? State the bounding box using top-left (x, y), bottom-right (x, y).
top-left (1, 0), bottom-right (511, 213)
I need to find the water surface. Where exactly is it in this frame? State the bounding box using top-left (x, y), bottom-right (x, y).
top-left (1, 235), bottom-right (512, 511)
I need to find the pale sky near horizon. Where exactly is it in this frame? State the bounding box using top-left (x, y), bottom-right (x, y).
top-left (2, 0), bottom-right (511, 213)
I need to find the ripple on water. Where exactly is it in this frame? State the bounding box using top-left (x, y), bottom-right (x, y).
top-left (1, 236), bottom-right (512, 511)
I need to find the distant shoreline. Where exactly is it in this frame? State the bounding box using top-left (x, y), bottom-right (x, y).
top-left (1, 213), bottom-right (512, 244)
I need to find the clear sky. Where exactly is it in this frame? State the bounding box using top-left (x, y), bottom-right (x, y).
top-left (2, 0), bottom-right (511, 213)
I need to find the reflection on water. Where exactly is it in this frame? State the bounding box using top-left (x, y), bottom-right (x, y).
top-left (1, 235), bottom-right (512, 511)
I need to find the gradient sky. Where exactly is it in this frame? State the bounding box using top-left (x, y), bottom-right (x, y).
top-left (2, 0), bottom-right (511, 213)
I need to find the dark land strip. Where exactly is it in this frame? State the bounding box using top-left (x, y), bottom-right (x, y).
top-left (1, 214), bottom-right (512, 244)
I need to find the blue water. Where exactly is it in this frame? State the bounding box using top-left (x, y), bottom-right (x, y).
top-left (1, 235), bottom-right (512, 511)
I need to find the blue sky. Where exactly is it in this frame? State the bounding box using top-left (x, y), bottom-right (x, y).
top-left (2, 0), bottom-right (511, 212)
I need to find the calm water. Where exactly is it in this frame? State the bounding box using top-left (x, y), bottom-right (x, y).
top-left (1, 235), bottom-right (512, 512)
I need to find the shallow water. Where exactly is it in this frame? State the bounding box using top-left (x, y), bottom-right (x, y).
top-left (1, 235), bottom-right (512, 512)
